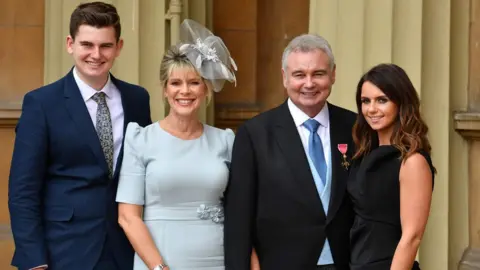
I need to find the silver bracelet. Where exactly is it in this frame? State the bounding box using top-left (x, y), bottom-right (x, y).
top-left (152, 263), bottom-right (168, 270)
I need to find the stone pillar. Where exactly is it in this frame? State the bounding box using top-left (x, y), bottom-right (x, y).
top-left (455, 114), bottom-right (480, 269)
top-left (455, 0), bottom-right (480, 269)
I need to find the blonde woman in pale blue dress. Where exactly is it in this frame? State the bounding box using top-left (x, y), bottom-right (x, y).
top-left (116, 20), bottom-right (238, 270)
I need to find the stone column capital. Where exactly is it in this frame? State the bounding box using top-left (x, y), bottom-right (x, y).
top-left (454, 111), bottom-right (480, 140)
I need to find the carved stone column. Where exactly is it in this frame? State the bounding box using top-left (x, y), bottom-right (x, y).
top-left (165, 0), bottom-right (183, 45)
top-left (455, 113), bottom-right (480, 269)
top-left (456, 1), bottom-right (480, 269)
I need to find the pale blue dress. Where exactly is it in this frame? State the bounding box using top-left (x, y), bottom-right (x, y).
top-left (116, 122), bottom-right (235, 270)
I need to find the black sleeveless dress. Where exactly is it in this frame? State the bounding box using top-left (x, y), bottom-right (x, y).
top-left (347, 146), bottom-right (435, 270)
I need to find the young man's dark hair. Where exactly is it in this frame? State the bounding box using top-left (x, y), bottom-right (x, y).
top-left (69, 1), bottom-right (121, 41)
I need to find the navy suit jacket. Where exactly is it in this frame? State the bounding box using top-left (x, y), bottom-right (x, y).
top-left (8, 69), bottom-right (152, 270)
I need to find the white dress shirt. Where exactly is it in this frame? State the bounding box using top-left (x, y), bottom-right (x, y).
top-left (287, 98), bottom-right (331, 174)
top-left (287, 98), bottom-right (334, 265)
top-left (73, 67), bottom-right (124, 171)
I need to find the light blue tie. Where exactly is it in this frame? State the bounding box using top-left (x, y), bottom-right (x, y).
top-left (304, 119), bottom-right (327, 186)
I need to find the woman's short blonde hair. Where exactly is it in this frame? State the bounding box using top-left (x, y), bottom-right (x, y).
top-left (160, 45), bottom-right (213, 105)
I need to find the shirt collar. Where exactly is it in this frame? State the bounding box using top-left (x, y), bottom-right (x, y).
top-left (287, 98), bottom-right (330, 128)
top-left (73, 67), bottom-right (114, 102)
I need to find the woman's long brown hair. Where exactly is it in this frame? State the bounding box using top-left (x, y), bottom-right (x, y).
top-left (352, 63), bottom-right (432, 163)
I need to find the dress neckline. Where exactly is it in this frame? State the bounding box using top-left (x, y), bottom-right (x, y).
top-left (156, 122), bottom-right (206, 142)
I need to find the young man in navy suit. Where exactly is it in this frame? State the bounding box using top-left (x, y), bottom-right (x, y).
top-left (8, 2), bottom-right (152, 269)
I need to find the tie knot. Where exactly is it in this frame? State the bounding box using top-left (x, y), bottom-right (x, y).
top-left (303, 119), bottom-right (320, 133)
top-left (91, 92), bottom-right (106, 104)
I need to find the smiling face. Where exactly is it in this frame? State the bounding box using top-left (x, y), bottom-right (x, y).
top-left (66, 25), bottom-right (123, 89)
top-left (360, 81), bottom-right (399, 142)
top-left (164, 67), bottom-right (208, 118)
top-left (282, 49), bottom-right (335, 117)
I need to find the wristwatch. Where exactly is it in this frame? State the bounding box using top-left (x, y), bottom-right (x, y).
top-left (153, 264), bottom-right (168, 270)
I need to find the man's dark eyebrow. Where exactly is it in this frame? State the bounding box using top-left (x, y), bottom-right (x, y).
top-left (78, 41), bottom-right (115, 46)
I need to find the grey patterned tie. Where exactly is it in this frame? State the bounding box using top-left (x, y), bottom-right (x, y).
top-left (91, 92), bottom-right (114, 178)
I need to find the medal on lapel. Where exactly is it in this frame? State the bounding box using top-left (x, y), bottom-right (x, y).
top-left (337, 144), bottom-right (350, 170)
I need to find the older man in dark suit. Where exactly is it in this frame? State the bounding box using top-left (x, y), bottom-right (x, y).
top-left (224, 34), bottom-right (356, 270)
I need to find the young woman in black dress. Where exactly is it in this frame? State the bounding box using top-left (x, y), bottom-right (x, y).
top-left (347, 63), bottom-right (435, 270)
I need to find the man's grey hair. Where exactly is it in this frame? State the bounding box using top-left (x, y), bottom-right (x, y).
top-left (281, 34), bottom-right (335, 71)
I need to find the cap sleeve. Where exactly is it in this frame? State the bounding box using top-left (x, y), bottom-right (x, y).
top-left (116, 122), bottom-right (146, 205)
top-left (417, 150), bottom-right (436, 189)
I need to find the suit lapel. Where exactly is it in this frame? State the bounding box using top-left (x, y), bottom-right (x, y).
top-left (111, 75), bottom-right (132, 133)
top-left (63, 70), bottom-right (109, 173)
top-left (273, 102), bottom-right (326, 219)
top-left (111, 75), bottom-right (131, 180)
top-left (326, 104), bottom-right (351, 223)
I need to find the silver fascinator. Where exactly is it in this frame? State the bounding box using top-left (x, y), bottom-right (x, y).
top-left (178, 19), bottom-right (237, 92)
